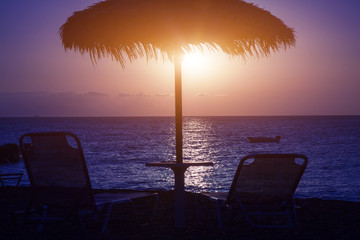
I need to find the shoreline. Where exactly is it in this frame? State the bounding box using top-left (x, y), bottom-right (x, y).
top-left (1, 187), bottom-right (359, 239)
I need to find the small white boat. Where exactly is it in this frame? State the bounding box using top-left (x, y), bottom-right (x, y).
top-left (247, 136), bottom-right (281, 143)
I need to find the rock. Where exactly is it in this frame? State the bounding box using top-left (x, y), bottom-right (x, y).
top-left (0, 144), bottom-right (21, 164)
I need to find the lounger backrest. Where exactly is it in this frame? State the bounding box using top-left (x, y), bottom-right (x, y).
top-left (20, 132), bottom-right (95, 208)
top-left (227, 154), bottom-right (307, 204)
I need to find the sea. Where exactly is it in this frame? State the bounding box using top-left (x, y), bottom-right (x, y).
top-left (1, 116), bottom-right (359, 201)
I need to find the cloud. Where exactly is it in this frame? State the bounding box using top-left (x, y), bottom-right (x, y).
top-left (0, 91), bottom-right (49, 97)
top-left (135, 92), bottom-right (151, 97)
top-left (0, 91), bottom-right (111, 116)
top-left (84, 91), bottom-right (108, 97)
top-left (118, 92), bottom-right (172, 97)
top-left (0, 91), bottom-right (175, 117)
top-left (155, 93), bottom-right (170, 97)
top-left (196, 93), bottom-right (228, 97)
top-left (118, 93), bottom-right (132, 97)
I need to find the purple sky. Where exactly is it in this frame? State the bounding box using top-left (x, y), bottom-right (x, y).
top-left (1, 0), bottom-right (360, 117)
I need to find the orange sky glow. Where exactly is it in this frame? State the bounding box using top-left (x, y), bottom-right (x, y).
top-left (0, 0), bottom-right (359, 117)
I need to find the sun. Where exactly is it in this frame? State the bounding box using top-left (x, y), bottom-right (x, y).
top-left (183, 52), bottom-right (206, 66)
top-left (180, 49), bottom-right (235, 93)
top-left (182, 52), bottom-right (212, 72)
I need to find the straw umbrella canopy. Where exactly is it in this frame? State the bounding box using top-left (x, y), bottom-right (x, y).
top-left (59, 0), bottom-right (295, 228)
top-left (60, 0), bottom-right (295, 65)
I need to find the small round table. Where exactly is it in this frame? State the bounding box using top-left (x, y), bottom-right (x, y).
top-left (146, 161), bottom-right (213, 228)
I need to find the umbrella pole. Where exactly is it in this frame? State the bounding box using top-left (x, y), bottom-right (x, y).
top-left (146, 53), bottom-right (212, 228)
top-left (174, 53), bottom-right (186, 228)
top-left (175, 54), bottom-right (183, 165)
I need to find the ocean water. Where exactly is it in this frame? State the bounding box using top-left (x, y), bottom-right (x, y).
top-left (1, 116), bottom-right (359, 201)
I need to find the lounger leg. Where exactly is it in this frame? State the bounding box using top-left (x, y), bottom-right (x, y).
top-left (291, 196), bottom-right (298, 225)
top-left (16, 175), bottom-right (22, 186)
top-left (235, 195), bottom-right (255, 227)
top-left (285, 209), bottom-right (293, 228)
top-left (204, 200), bottom-right (210, 225)
top-left (101, 203), bottom-right (113, 234)
top-left (215, 200), bottom-right (223, 229)
top-left (77, 214), bottom-right (88, 235)
top-left (150, 195), bottom-right (159, 222)
top-left (228, 206), bottom-right (236, 233)
top-left (38, 205), bottom-right (48, 232)
top-left (195, 195), bottom-right (200, 224)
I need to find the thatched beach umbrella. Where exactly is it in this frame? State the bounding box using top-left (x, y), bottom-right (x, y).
top-left (59, 0), bottom-right (295, 228)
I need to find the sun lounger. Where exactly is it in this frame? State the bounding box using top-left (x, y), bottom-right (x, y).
top-left (197, 153), bottom-right (307, 229)
top-left (19, 131), bottom-right (158, 233)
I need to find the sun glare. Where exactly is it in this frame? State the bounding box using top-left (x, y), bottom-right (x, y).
top-left (182, 52), bottom-right (213, 73)
top-left (180, 50), bottom-right (236, 93)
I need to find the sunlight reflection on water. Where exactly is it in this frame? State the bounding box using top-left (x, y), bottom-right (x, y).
top-left (1, 116), bottom-right (360, 201)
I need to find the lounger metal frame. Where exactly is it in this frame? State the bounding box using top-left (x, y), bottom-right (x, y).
top-left (0, 173), bottom-right (24, 187)
top-left (197, 153), bottom-right (308, 229)
top-left (19, 131), bottom-right (158, 234)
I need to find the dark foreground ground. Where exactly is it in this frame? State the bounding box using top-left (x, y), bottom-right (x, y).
top-left (1, 187), bottom-right (359, 240)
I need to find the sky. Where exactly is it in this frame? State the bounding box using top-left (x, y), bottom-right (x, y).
top-left (1, 0), bottom-right (360, 117)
